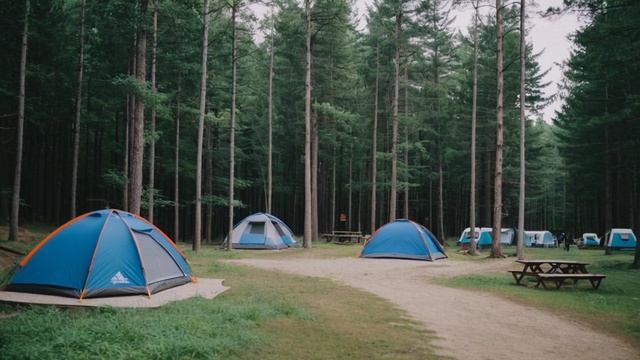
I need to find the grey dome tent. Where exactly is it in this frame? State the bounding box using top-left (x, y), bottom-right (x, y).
top-left (226, 213), bottom-right (296, 249)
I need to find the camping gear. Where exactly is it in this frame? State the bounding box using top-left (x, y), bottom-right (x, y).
top-left (500, 228), bottom-right (516, 245)
top-left (581, 233), bottom-right (600, 247)
top-left (361, 219), bottom-right (447, 261)
top-left (524, 231), bottom-right (556, 247)
top-left (458, 227), bottom-right (492, 247)
top-left (6, 209), bottom-right (193, 299)
top-left (605, 229), bottom-right (637, 250)
top-left (227, 213), bottom-right (296, 249)
top-left (458, 227), bottom-right (515, 247)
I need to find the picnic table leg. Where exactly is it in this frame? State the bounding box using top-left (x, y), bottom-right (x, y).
top-left (590, 279), bottom-right (602, 289)
top-left (536, 276), bottom-right (546, 289)
top-left (555, 278), bottom-right (564, 289)
top-left (511, 272), bottom-right (524, 285)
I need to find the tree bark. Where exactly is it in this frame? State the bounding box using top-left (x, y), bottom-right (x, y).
top-left (403, 64), bottom-right (409, 219)
top-left (516, 0), bottom-right (526, 260)
top-left (266, 4), bottom-right (274, 214)
top-left (468, 0), bottom-right (479, 256)
top-left (128, 0), bottom-right (148, 215)
top-left (9, 0), bottom-right (30, 242)
top-left (389, 10), bottom-right (401, 222)
top-left (370, 44), bottom-right (379, 234)
top-left (227, 2), bottom-right (238, 250)
top-left (174, 82), bottom-right (181, 242)
top-left (70, 0), bottom-right (85, 219)
top-left (148, 0), bottom-right (158, 222)
top-left (194, 0), bottom-right (209, 251)
top-left (303, 0), bottom-right (312, 248)
top-left (348, 151), bottom-right (353, 230)
top-left (491, 0), bottom-right (504, 258)
top-left (206, 120), bottom-right (213, 243)
top-left (438, 156), bottom-right (445, 243)
top-left (312, 113), bottom-right (319, 240)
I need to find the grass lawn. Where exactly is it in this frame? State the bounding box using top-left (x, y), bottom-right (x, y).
top-left (440, 243), bottom-right (640, 347)
top-left (0, 239), bottom-right (440, 359)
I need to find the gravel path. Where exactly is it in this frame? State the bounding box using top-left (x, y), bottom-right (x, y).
top-left (230, 257), bottom-right (638, 360)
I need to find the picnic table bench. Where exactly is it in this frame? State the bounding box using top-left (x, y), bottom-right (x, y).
top-left (509, 259), bottom-right (605, 290)
top-left (535, 273), bottom-right (607, 289)
top-left (321, 231), bottom-right (365, 244)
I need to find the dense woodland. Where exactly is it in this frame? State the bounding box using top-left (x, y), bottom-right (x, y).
top-left (0, 0), bottom-right (639, 256)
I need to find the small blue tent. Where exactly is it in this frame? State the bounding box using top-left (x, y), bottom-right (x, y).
top-left (361, 219), bottom-right (447, 261)
top-left (606, 229), bottom-right (637, 250)
top-left (581, 233), bottom-right (600, 247)
top-left (458, 227), bottom-right (493, 247)
top-left (7, 209), bottom-right (193, 299)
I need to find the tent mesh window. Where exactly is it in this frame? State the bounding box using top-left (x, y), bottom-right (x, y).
top-left (621, 234), bottom-right (630, 240)
top-left (272, 222), bottom-right (286, 236)
top-left (248, 222), bottom-right (265, 234)
top-left (133, 231), bottom-right (183, 284)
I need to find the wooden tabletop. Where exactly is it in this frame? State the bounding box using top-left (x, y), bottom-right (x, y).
top-left (516, 259), bottom-right (589, 265)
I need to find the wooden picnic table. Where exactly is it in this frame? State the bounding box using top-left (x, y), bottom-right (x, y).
top-left (509, 259), bottom-right (605, 289)
top-left (321, 231), bottom-right (364, 244)
top-left (515, 259), bottom-right (590, 276)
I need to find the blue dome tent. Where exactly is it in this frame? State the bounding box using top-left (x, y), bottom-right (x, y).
top-left (6, 209), bottom-right (193, 299)
top-left (361, 219), bottom-right (447, 261)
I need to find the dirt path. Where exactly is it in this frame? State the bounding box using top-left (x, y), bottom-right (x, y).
top-left (230, 257), bottom-right (638, 360)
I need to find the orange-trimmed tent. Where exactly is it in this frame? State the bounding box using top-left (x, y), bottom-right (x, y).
top-left (6, 209), bottom-right (193, 298)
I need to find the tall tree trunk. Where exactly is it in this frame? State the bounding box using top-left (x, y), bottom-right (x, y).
top-left (438, 156), bottom-right (445, 243)
top-left (468, 0), bottom-right (479, 256)
top-left (206, 121), bottom-right (213, 243)
top-left (370, 44), bottom-right (379, 234)
top-left (266, 5), bottom-right (274, 214)
top-left (312, 113), bottom-right (318, 240)
top-left (128, 0), bottom-right (148, 215)
top-left (194, 0), bottom-right (209, 251)
top-left (371, 44), bottom-right (380, 234)
top-left (403, 65), bottom-right (409, 219)
top-left (174, 82), bottom-right (181, 242)
top-left (389, 10), bottom-right (401, 222)
top-left (148, 0), bottom-right (158, 222)
top-left (348, 151), bottom-right (353, 230)
top-left (227, 3), bottom-right (238, 250)
top-left (516, 0), bottom-right (526, 260)
top-left (124, 47), bottom-right (135, 213)
top-left (484, 151), bottom-right (491, 225)
top-left (303, 0), bottom-right (312, 247)
top-left (124, 90), bottom-right (130, 211)
top-left (331, 145), bottom-right (336, 231)
top-left (491, 0), bottom-right (504, 258)
top-left (9, 0), bottom-right (30, 242)
top-left (70, 0), bottom-right (85, 219)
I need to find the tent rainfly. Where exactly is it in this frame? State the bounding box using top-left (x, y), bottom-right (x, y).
top-left (581, 233), bottom-right (600, 247)
top-left (361, 219), bottom-right (447, 261)
top-left (524, 231), bottom-right (556, 247)
top-left (6, 209), bottom-right (193, 299)
top-left (458, 227), bottom-right (492, 247)
top-left (458, 227), bottom-right (515, 247)
top-left (227, 213), bottom-right (296, 249)
top-left (606, 229), bottom-right (637, 250)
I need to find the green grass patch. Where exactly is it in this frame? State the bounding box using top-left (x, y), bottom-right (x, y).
top-left (0, 241), bottom-right (440, 359)
top-left (439, 246), bottom-right (640, 347)
top-left (185, 241), bottom-right (363, 261)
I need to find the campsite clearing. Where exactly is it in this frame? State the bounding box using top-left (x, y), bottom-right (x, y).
top-left (231, 253), bottom-right (639, 360)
